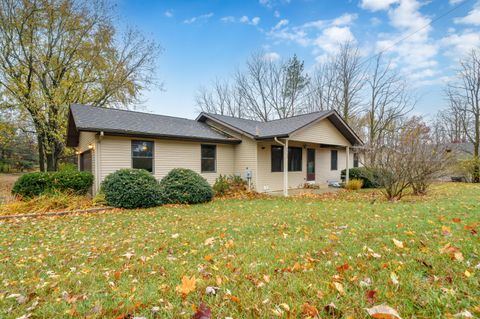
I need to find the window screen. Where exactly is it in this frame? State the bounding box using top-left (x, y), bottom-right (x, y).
top-left (132, 140), bottom-right (154, 172)
top-left (201, 144), bottom-right (216, 172)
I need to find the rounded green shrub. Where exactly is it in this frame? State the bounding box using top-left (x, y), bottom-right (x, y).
top-left (12, 170), bottom-right (94, 198)
top-left (101, 169), bottom-right (162, 208)
top-left (53, 170), bottom-right (94, 195)
top-left (341, 167), bottom-right (381, 188)
top-left (12, 172), bottom-right (54, 198)
top-left (159, 168), bottom-right (214, 204)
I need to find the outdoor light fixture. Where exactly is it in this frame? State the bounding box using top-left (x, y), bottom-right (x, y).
top-left (75, 151), bottom-right (80, 155)
top-left (88, 143), bottom-right (94, 149)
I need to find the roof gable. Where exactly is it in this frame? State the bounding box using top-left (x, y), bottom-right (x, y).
top-left (197, 110), bottom-right (363, 145)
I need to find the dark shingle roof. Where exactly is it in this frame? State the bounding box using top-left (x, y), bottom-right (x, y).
top-left (197, 111), bottom-right (363, 145)
top-left (197, 111), bottom-right (331, 138)
top-left (67, 104), bottom-right (240, 146)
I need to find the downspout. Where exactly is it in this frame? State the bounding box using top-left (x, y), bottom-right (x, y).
top-left (95, 131), bottom-right (104, 194)
top-left (345, 146), bottom-right (350, 184)
top-left (274, 137), bottom-right (289, 197)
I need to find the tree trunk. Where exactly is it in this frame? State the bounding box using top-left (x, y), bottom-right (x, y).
top-left (37, 134), bottom-right (45, 172)
top-left (46, 153), bottom-right (57, 171)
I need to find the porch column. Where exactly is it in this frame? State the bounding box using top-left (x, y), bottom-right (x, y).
top-left (345, 146), bottom-right (350, 184)
top-left (283, 139), bottom-right (289, 197)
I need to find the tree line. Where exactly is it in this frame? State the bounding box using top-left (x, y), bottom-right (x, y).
top-left (0, 0), bottom-right (160, 171)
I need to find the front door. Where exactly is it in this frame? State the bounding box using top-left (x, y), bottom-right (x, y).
top-left (307, 148), bottom-right (315, 181)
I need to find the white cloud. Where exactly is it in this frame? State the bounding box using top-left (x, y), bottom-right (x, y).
top-left (450, 0), bottom-right (465, 4)
top-left (274, 10), bottom-right (281, 18)
top-left (441, 30), bottom-right (480, 57)
top-left (454, 2), bottom-right (480, 25)
top-left (332, 13), bottom-right (358, 26)
top-left (220, 16), bottom-right (236, 23)
top-left (371, 0), bottom-right (438, 84)
top-left (273, 19), bottom-right (289, 30)
top-left (164, 10), bottom-right (173, 18)
top-left (263, 52), bottom-right (281, 61)
top-left (183, 13), bottom-right (214, 24)
top-left (251, 17), bottom-right (261, 26)
top-left (220, 15), bottom-right (260, 26)
top-left (370, 17), bottom-right (382, 26)
top-left (360, 0), bottom-right (399, 11)
top-left (314, 26), bottom-right (356, 56)
top-left (267, 12), bottom-right (358, 61)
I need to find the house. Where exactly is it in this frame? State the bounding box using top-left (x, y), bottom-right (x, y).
top-left (66, 104), bottom-right (363, 196)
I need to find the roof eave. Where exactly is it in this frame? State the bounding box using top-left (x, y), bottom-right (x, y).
top-left (76, 127), bottom-right (242, 144)
top-left (196, 113), bottom-right (256, 138)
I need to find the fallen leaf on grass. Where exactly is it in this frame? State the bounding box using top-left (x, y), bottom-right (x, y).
top-left (176, 276), bottom-right (196, 296)
top-left (192, 303), bottom-right (211, 319)
top-left (333, 282), bottom-right (345, 295)
top-left (390, 272), bottom-right (399, 286)
top-left (204, 237), bottom-right (215, 246)
top-left (324, 303), bottom-right (342, 317)
top-left (439, 244), bottom-right (464, 261)
top-left (366, 305), bottom-right (402, 319)
top-left (365, 290), bottom-right (377, 304)
top-left (453, 310), bottom-right (473, 318)
top-left (336, 263), bottom-right (350, 272)
top-left (302, 302), bottom-right (319, 317)
top-left (392, 239), bottom-right (404, 249)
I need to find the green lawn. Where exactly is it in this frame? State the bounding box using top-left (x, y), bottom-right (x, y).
top-left (0, 183), bottom-right (479, 318)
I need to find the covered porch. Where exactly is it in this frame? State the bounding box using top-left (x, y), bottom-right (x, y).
top-left (255, 137), bottom-right (355, 196)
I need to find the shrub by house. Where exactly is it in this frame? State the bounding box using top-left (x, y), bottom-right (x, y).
top-left (159, 168), bottom-right (214, 204)
top-left (101, 169), bottom-right (162, 209)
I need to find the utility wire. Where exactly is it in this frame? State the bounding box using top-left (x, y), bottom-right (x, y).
top-left (303, 0), bottom-right (473, 101)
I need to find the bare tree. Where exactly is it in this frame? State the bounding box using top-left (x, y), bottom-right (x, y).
top-left (332, 41), bottom-right (365, 124)
top-left (196, 79), bottom-right (244, 117)
top-left (304, 61), bottom-right (339, 112)
top-left (446, 49), bottom-right (480, 182)
top-left (367, 117), bottom-right (452, 200)
top-left (364, 54), bottom-right (413, 165)
top-left (197, 52), bottom-right (309, 121)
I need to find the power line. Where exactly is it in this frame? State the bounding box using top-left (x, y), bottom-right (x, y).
top-left (358, 0), bottom-right (472, 68)
top-left (304, 0), bottom-right (473, 101)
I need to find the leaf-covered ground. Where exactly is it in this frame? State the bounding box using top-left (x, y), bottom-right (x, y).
top-left (0, 183), bottom-right (479, 318)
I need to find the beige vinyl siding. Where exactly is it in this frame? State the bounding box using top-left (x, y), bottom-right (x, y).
top-left (315, 148), bottom-right (357, 184)
top-left (96, 136), bottom-right (235, 186)
top-left (204, 119), bottom-right (258, 189)
top-left (98, 136), bottom-right (131, 182)
top-left (290, 118), bottom-right (352, 146)
top-left (154, 140), bottom-right (235, 184)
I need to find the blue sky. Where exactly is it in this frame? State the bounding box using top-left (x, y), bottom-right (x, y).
top-left (115, 0), bottom-right (480, 119)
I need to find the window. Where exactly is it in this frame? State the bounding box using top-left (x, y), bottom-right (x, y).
top-left (271, 146), bottom-right (303, 172)
top-left (80, 150), bottom-right (92, 172)
top-left (132, 140), bottom-right (154, 172)
top-left (271, 146), bottom-right (283, 172)
top-left (288, 147), bottom-right (302, 172)
top-left (201, 144), bottom-right (216, 172)
top-left (353, 153), bottom-right (359, 168)
top-left (331, 150), bottom-right (338, 171)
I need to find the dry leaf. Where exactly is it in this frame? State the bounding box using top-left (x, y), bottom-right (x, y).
top-left (366, 290), bottom-right (377, 304)
top-left (333, 282), bottom-right (345, 295)
top-left (192, 303), bottom-right (211, 319)
top-left (390, 272), bottom-right (399, 285)
top-left (366, 305), bottom-right (402, 319)
top-left (392, 239), bottom-right (404, 249)
top-left (302, 302), bottom-right (319, 317)
top-left (176, 276), bottom-right (196, 296)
